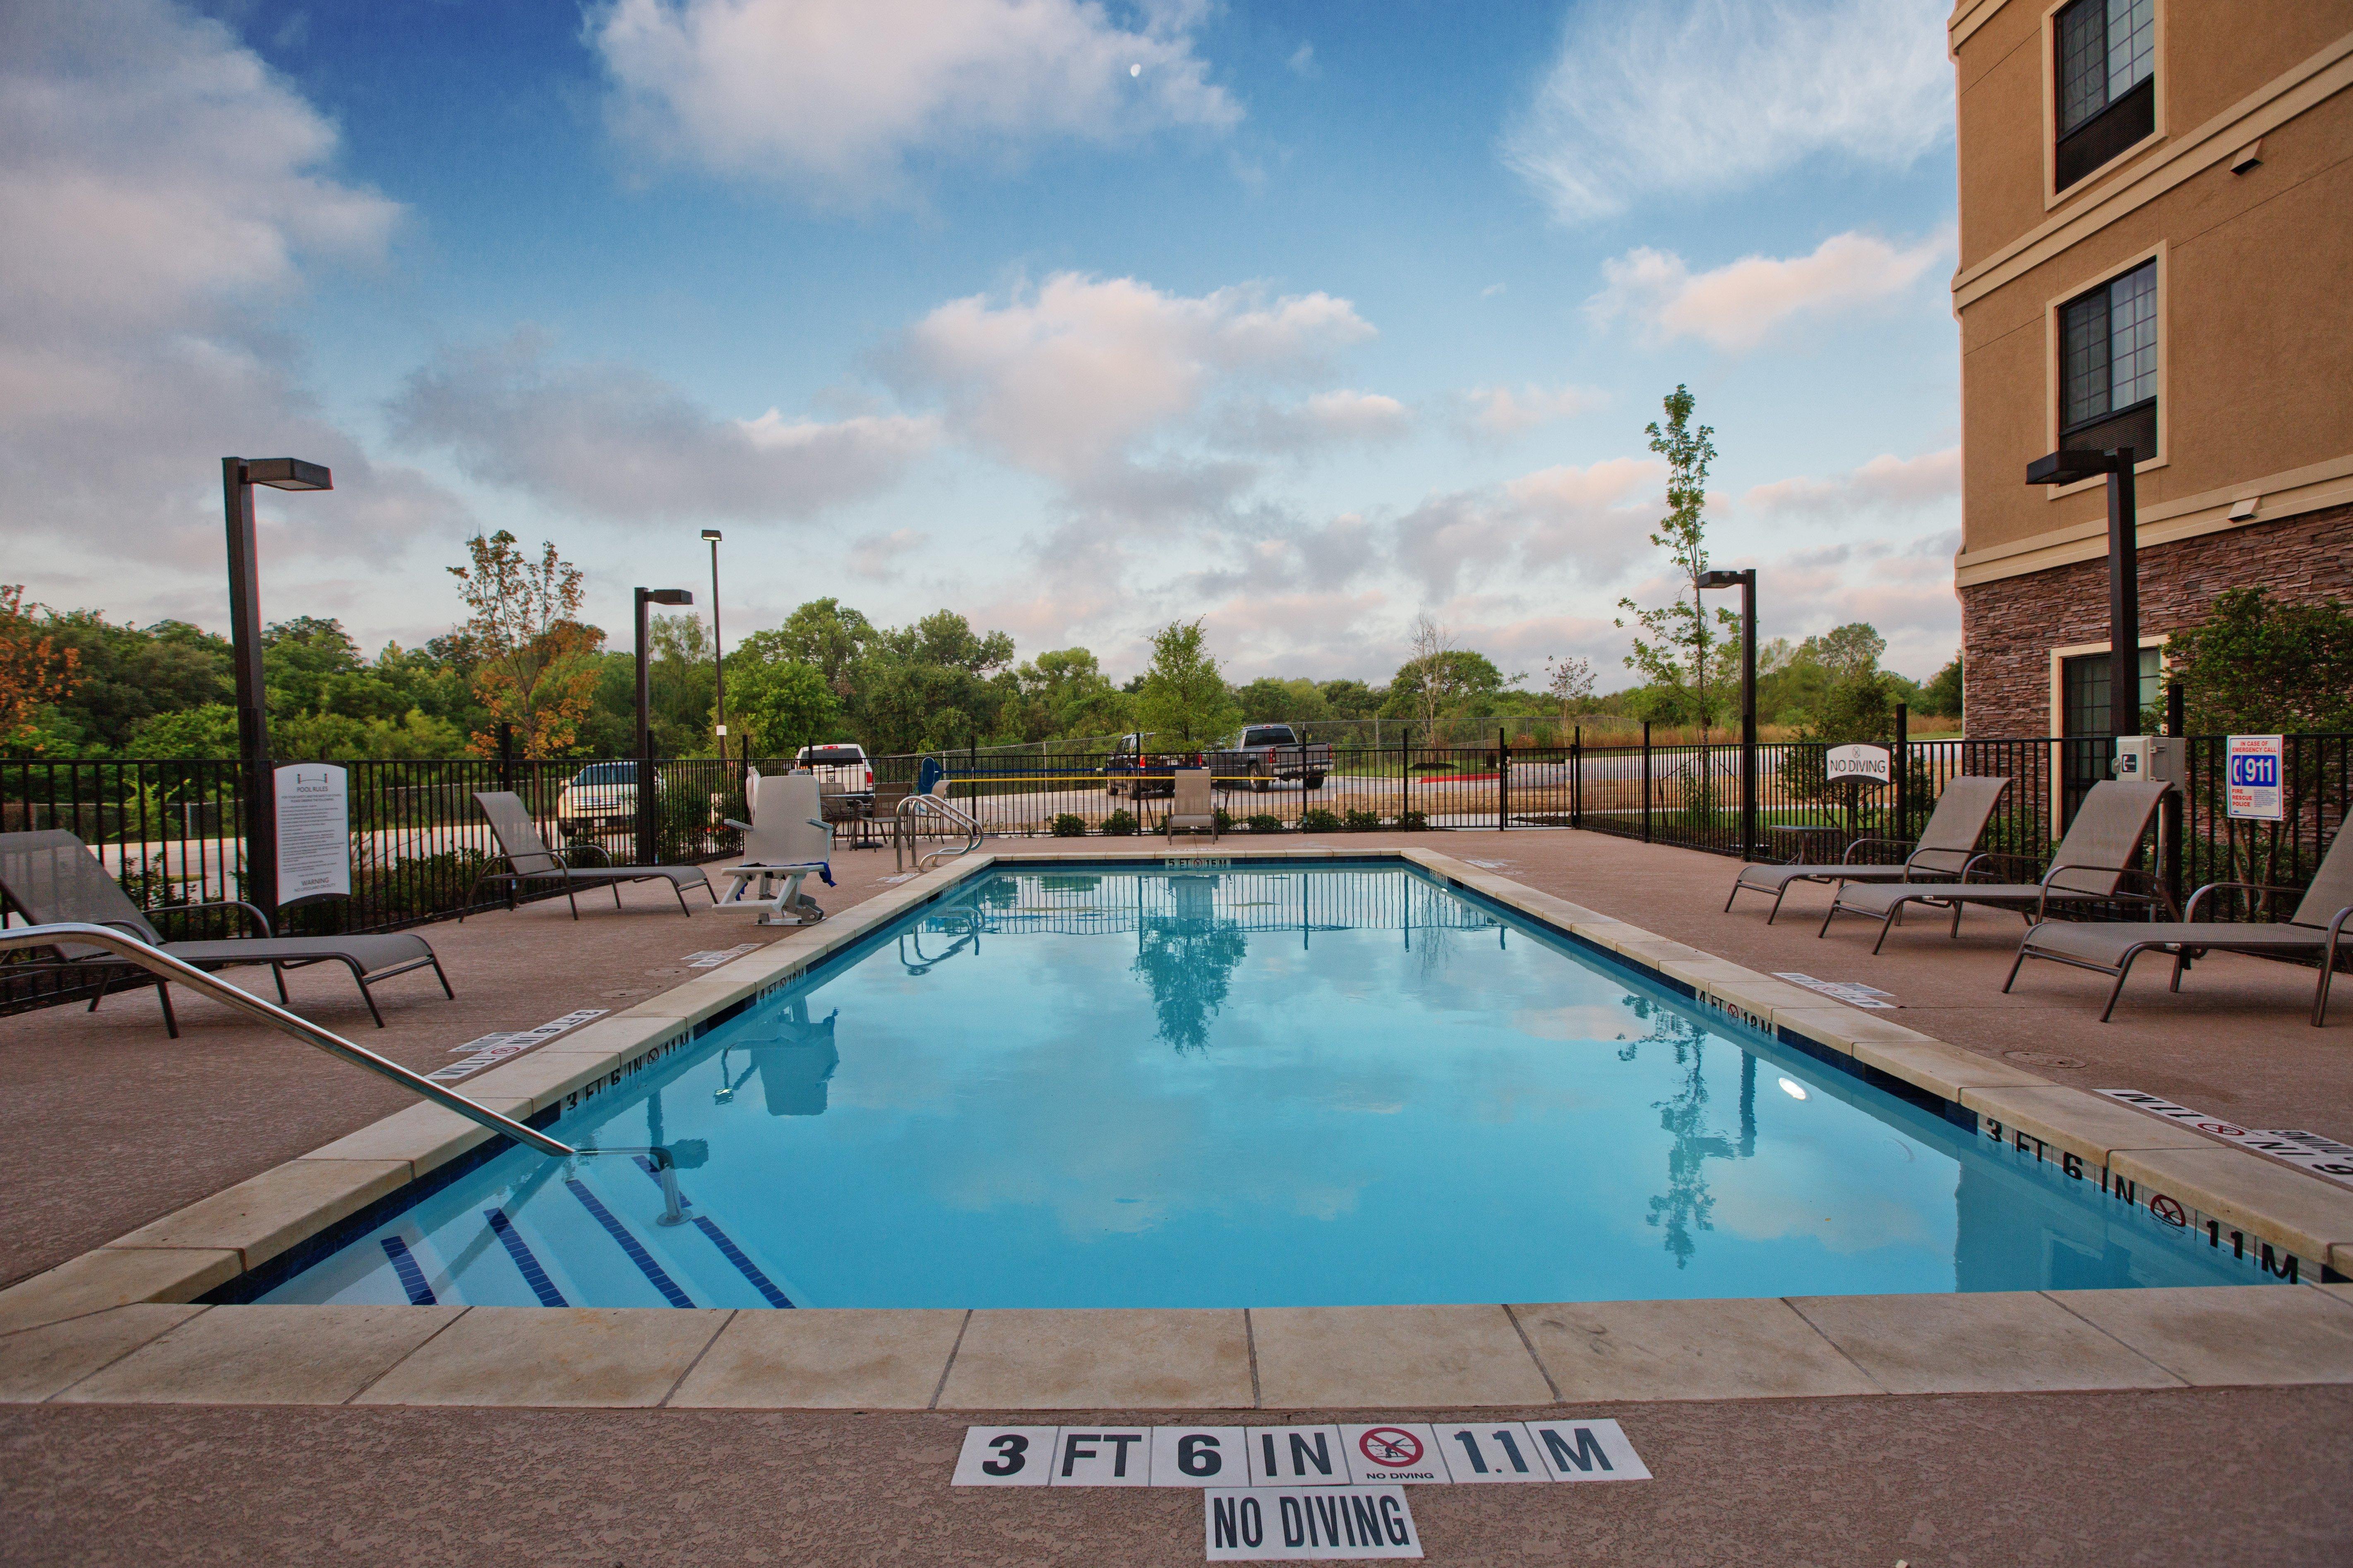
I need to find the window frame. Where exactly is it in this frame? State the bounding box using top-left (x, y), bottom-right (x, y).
top-left (2041, 243), bottom-right (2168, 499)
top-left (2040, 0), bottom-right (2166, 211)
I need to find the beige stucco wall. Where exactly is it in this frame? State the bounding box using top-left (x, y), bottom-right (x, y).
top-left (1950, 6), bottom-right (2353, 566)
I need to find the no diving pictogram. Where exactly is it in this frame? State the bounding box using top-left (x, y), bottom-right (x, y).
top-left (2150, 1193), bottom-right (2187, 1226)
top-left (1358, 1427), bottom-right (1424, 1468)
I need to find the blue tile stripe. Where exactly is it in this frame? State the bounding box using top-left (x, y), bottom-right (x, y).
top-left (483, 1207), bottom-right (568, 1307)
top-left (630, 1155), bottom-right (794, 1308)
top-left (565, 1179), bottom-right (694, 1308)
top-left (379, 1235), bottom-right (437, 1306)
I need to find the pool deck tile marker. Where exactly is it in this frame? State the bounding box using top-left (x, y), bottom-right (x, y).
top-left (1509, 1297), bottom-right (1882, 1403)
top-left (1961, 1085), bottom-right (2225, 1170)
top-left (667, 1308), bottom-right (968, 1408)
top-left (937, 1308), bottom-right (1256, 1410)
top-left (1786, 1291), bottom-right (2183, 1395)
top-left (1250, 1306), bottom-right (1558, 1410)
top-left (2050, 1285), bottom-right (2353, 1386)
top-left (379, 1236), bottom-right (437, 1305)
top-left (102, 1158), bottom-right (415, 1274)
top-left (0, 1247), bottom-right (245, 1335)
top-left (483, 1208), bottom-right (569, 1307)
top-left (564, 1179), bottom-right (695, 1308)
top-left (350, 1305), bottom-right (733, 1408)
top-left (0, 1304), bottom-right (206, 1402)
top-left (55, 1302), bottom-right (465, 1406)
top-left (2105, 1144), bottom-right (2353, 1272)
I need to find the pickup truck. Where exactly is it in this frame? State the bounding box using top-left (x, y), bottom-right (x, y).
top-left (1102, 733), bottom-right (1203, 800)
top-left (1208, 724), bottom-right (1333, 792)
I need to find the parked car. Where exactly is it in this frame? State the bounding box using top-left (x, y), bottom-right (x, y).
top-left (795, 742), bottom-right (875, 806)
top-left (555, 761), bottom-right (651, 839)
top-left (1206, 723), bottom-right (1333, 792)
top-left (1103, 733), bottom-right (1204, 800)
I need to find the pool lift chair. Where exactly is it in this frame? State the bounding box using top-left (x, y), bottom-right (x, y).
top-left (1819, 779), bottom-right (2176, 954)
top-left (0, 827), bottom-right (452, 1033)
top-left (465, 791), bottom-right (715, 920)
top-left (1725, 774), bottom-right (2010, 923)
top-left (720, 770), bottom-right (836, 926)
top-left (2005, 820), bottom-right (2353, 1025)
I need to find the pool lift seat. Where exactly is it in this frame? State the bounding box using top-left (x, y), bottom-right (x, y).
top-left (720, 770), bottom-right (836, 926)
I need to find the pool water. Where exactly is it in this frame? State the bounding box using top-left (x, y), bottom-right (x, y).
top-left (264, 863), bottom-right (2260, 1309)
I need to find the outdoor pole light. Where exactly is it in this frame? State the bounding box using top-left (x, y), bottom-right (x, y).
top-left (635, 586), bottom-right (694, 867)
top-left (1696, 568), bottom-right (1758, 859)
top-left (221, 456), bottom-right (333, 924)
top-left (2027, 446), bottom-right (2141, 749)
top-left (701, 530), bottom-right (729, 777)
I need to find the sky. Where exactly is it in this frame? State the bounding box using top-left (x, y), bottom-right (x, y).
top-left (1, 0), bottom-right (1968, 685)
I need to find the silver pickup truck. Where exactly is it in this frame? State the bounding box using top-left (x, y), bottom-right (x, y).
top-left (1208, 724), bottom-right (1332, 792)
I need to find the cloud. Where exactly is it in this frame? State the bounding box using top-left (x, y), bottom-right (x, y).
top-left (848, 527), bottom-right (929, 581)
top-left (1391, 457), bottom-right (1663, 600)
top-left (387, 332), bottom-right (937, 522)
top-left (0, 0), bottom-right (463, 588)
top-left (891, 271), bottom-right (1376, 511)
top-left (1460, 382), bottom-right (1606, 438)
top-left (1503, 0), bottom-right (1951, 223)
top-left (590, 0), bottom-right (1239, 202)
top-left (1586, 230), bottom-right (1949, 351)
top-left (1286, 42), bottom-right (1318, 78)
top-left (1745, 446), bottom-right (1960, 516)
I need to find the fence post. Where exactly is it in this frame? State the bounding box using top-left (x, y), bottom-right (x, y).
top-left (1572, 725), bottom-right (1582, 829)
top-left (1400, 728), bottom-right (1409, 823)
top-left (1893, 703), bottom-right (1908, 841)
top-left (1642, 721), bottom-right (1653, 844)
top-left (1497, 726), bottom-right (1508, 832)
top-left (497, 723), bottom-right (514, 793)
top-left (2163, 681), bottom-right (2186, 913)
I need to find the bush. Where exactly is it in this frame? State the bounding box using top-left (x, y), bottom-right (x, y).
top-left (1299, 807), bottom-right (1341, 833)
top-left (1213, 806), bottom-right (1234, 833)
top-left (1396, 810), bottom-right (1429, 832)
top-left (1246, 813), bottom-right (1283, 833)
top-left (1051, 813), bottom-right (1085, 837)
top-left (1103, 809), bottom-right (1138, 836)
top-left (1343, 809), bottom-right (1382, 832)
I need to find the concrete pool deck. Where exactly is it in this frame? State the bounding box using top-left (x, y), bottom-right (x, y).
top-left (4, 829), bottom-right (2351, 1560)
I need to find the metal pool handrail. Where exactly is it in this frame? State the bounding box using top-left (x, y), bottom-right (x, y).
top-left (896, 789), bottom-right (983, 872)
top-left (0, 921), bottom-right (576, 1159)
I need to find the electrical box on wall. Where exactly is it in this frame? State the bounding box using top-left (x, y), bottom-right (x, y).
top-left (2113, 736), bottom-right (2180, 784)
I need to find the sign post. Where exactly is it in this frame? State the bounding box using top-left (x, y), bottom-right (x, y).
top-left (2226, 735), bottom-right (2283, 821)
top-left (274, 763), bottom-right (351, 909)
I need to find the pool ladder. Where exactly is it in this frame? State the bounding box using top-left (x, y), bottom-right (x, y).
top-left (1, 922), bottom-right (576, 1158)
top-left (895, 785), bottom-right (983, 872)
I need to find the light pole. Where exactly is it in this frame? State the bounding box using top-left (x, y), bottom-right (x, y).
top-left (1697, 567), bottom-right (1757, 860)
top-left (635, 585), bottom-right (694, 868)
top-left (701, 529), bottom-right (728, 774)
top-left (2026, 446), bottom-right (2141, 745)
top-left (221, 456), bottom-right (332, 924)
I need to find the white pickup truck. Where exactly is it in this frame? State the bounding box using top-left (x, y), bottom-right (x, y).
top-left (794, 742), bottom-right (874, 806)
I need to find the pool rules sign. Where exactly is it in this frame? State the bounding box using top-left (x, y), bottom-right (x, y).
top-left (274, 763), bottom-right (350, 906)
top-left (952, 1420), bottom-right (1648, 1560)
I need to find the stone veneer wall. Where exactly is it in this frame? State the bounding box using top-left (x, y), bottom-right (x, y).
top-left (1958, 501), bottom-right (2353, 738)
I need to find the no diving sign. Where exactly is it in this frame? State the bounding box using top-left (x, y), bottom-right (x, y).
top-left (953, 1420), bottom-right (1649, 1560)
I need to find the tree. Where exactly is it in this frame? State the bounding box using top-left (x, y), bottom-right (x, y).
top-left (448, 531), bottom-right (605, 758)
top-left (1134, 619), bottom-right (1238, 745)
top-left (847, 610), bottom-right (1018, 755)
top-left (1616, 386), bottom-right (1736, 734)
top-left (1921, 655), bottom-right (1963, 719)
top-left (1009, 647), bottom-right (1130, 741)
top-left (1387, 619), bottom-right (1509, 735)
top-left (738, 598), bottom-right (874, 697)
top-left (730, 660), bottom-right (840, 757)
top-left (2165, 588), bottom-right (2353, 734)
top-left (1317, 679), bottom-right (1385, 720)
top-left (1544, 654), bottom-right (1596, 727)
top-left (0, 585), bottom-right (80, 753)
top-left (1232, 676), bottom-right (1328, 724)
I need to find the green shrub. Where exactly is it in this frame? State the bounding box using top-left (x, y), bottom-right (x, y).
top-left (1396, 810), bottom-right (1429, 832)
top-left (1104, 809), bottom-right (1138, 836)
top-left (1246, 813), bottom-right (1283, 833)
top-left (1213, 806), bottom-right (1234, 833)
top-left (1050, 813), bottom-right (1085, 837)
top-left (1299, 807), bottom-right (1341, 833)
top-left (1343, 809), bottom-right (1382, 832)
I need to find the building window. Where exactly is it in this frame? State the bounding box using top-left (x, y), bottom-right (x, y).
top-left (2055, 0), bottom-right (2156, 191)
top-left (2059, 259), bottom-right (2158, 459)
top-left (2060, 645), bottom-right (2161, 821)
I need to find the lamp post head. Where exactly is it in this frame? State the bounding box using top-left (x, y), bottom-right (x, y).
top-left (2026, 448), bottom-right (2132, 485)
top-left (243, 458), bottom-right (332, 491)
top-left (1695, 569), bottom-right (1752, 589)
top-left (639, 588), bottom-right (694, 606)
top-left (701, 529), bottom-right (723, 543)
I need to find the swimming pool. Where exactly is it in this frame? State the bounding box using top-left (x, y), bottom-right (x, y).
top-left (262, 862), bottom-right (2260, 1309)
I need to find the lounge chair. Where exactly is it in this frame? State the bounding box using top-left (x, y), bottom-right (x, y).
top-left (463, 791), bottom-right (713, 921)
top-left (0, 828), bottom-right (450, 1035)
top-left (1726, 774), bottom-right (2010, 922)
top-left (719, 770), bottom-right (835, 926)
top-left (2005, 824), bottom-right (2353, 1024)
top-left (1820, 779), bottom-right (2175, 954)
top-left (1164, 768), bottom-right (1219, 841)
